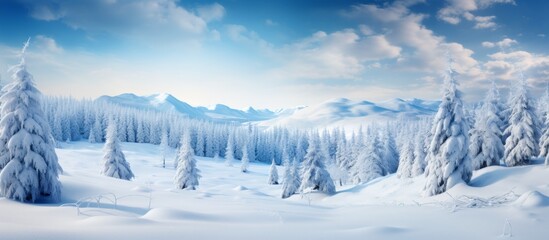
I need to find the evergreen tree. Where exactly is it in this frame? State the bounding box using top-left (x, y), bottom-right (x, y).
top-left (160, 129), bottom-right (169, 168)
top-left (240, 144), bottom-right (250, 173)
top-left (354, 129), bottom-right (384, 183)
top-left (411, 132), bottom-right (426, 176)
top-left (281, 157), bottom-right (300, 198)
top-left (0, 40), bottom-right (62, 202)
top-left (502, 75), bottom-right (540, 166)
top-left (469, 81), bottom-right (505, 170)
top-left (102, 119), bottom-right (134, 180)
top-left (538, 111), bottom-right (549, 166)
top-left (381, 128), bottom-right (399, 174)
top-left (397, 140), bottom-right (414, 178)
top-left (300, 134), bottom-right (335, 194)
top-left (268, 159), bottom-right (279, 185)
top-left (174, 131), bottom-right (200, 190)
top-left (423, 63), bottom-right (472, 196)
top-left (225, 132), bottom-right (235, 167)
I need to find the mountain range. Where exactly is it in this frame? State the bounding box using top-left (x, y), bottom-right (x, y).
top-left (97, 93), bottom-right (439, 129)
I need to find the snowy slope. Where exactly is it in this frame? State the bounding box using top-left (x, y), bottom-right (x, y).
top-left (98, 93), bottom-right (277, 122)
top-left (257, 98), bottom-right (439, 130)
top-left (1, 141), bottom-right (547, 239)
top-left (98, 94), bottom-right (438, 128)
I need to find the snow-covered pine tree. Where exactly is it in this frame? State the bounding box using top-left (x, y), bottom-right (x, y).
top-left (335, 135), bottom-right (350, 179)
top-left (354, 128), bottom-right (384, 183)
top-left (160, 129), bottom-right (169, 168)
top-left (241, 143), bottom-right (250, 173)
top-left (225, 132), bottom-right (235, 167)
top-left (381, 127), bottom-right (399, 174)
top-left (397, 140), bottom-right (414, 178)
top-left (469, 81), bottom-right (504, 170)
top-left (539, 112), bottom-right (549, 166)
top-left (102, 119), bottom-right (134, 180)
top-left (411, 132), bottom-right (426, 177)
top-left (0, 39), bottom-right (62, 202)
top-left (502, 74), bottom-right (540, 166)
top-left (174, 131), bottom-right (200, 190)
top-left (88, 125), bottom-right (97, 143)
top-left (268, 158), bottom-right (279, 185)
top-left (281, 157), bottom-right (300, 198)
top-left (423, 62), bottom-right (472, 196)
top-left (300, 134), bottom-right (335, 194)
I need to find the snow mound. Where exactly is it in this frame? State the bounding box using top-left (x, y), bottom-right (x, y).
top-left (233, 185), bottom-right (248, 191)
top-left (514, 191), bottom-right (549, 208)
top-left (142, 208), bottom-right (217, 221)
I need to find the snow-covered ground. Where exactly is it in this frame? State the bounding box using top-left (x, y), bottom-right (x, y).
top-left (1, 141), bottom-right (548, 239)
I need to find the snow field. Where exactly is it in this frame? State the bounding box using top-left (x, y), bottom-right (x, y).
top-left (0, 141), bottom-right (548, 239)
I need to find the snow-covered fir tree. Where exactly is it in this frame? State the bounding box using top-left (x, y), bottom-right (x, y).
top-left (539, 111), bottom-right (549, 166)
top-left (240, 144), bottom-right (250, 173)
top-left (174, 131), bottom-right (200, 190)
top-left (469, 81), bottom-right (504, 170)
top-left (354, 129), bottom-right (384, 183)
top-left (225, 132), bottom-right (235, 167)
top-left (502, 75), bottom-right (540, 167)
top-left (268, 159), bottom-right (279, 185)
top-left (300, 134), bottom-right (335, 194)
top-left (411, 131), bottom-right (427, 177)
top-left (0, 40), bottom-right (62, 202)
top-left (281, 157), bottom-right (300, 198)
top-left (102, 119), bottom-right (134, 180)
top-left (381, 127), bottom-right (399, 174)
top-left (423, 63), bottom-right (472, 196)
top-left (397, 140), bottom-right (414, 178)
top-left (335, 135), bottom-right (350, 184)
top-left (159, 129), bottom-right (169, 168)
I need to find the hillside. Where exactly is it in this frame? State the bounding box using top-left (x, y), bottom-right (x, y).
top-left (98, 93), bottom-right (439, 129)
top-left (1, 141), bottom-right (547, 239)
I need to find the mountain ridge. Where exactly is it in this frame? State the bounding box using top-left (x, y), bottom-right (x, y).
top-left (97, 93), bottom-right (440, 127)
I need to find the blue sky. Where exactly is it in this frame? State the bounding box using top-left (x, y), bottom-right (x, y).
top-left (0, 0), bottom-right (547, 109)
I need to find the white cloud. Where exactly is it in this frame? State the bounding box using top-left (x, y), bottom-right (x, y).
top-left (16, 0), bottom-right (221, 46)
top-left (225, 24), bottom-right (272, 50)
top-left (437, 0), bottom-right (514, 29)
top-left (358, 25), bottom-right (374, 35)
top-left (270, 29), bottom-right (401, 80)
top-left (481, 38), bottom-right (518, 48)
top-left (472, 15), bottom-right (497, 29)
top-left (265, 19), bottom-right (279, 26)
top-left (197, 3), bottom-right (225, 22)
top-left (484, 50), bottom-right (549, 85)
top-left (345, 2), bottom-right (480, 78)
top-left (34, 35), bottom-right (63, 53)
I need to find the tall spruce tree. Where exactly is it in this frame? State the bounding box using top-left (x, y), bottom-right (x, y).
top-left (423, 63), bottom-right (472, 196)
top-left (0, 39), bottom-right (62, 202)
top-left (539, 112), bottom-right (549, 166)
top-left (174, 131), bottom-right (200, 190)
top-left (469, 81), bottom-right (504, 170)
top-left (268, 158), bottom-right (279, 185)
top-left (102, 119), bottom-right (134, 180)
top-left (300, 134), bottom-right (335, 194)
top-left (502, 75), bottom-right (540, 166)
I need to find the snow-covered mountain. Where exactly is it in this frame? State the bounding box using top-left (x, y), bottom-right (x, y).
top-left (257, 97), bottom-right (439, 130)
top-left (97, 93), bottom-right (439, 128)
top-left (97, 93), bottom-right (277, 123)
